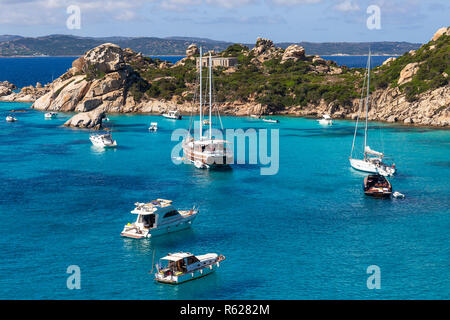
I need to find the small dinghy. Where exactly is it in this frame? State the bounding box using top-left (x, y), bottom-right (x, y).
top-left (262, 118), bottom-right (279, 123)
top-left (148, 122), bottom-right (158, 132)
top-left (89, 132), bottom-right (117, 148)
top-left (363, 174), bottom-right (392, 198)
top-left (44, 112), bottom-right (57, 119)
top-left (155, 252), bottom-right (225, 284)
top-left (6, 115), bottom-right (17, 122)
top-left (393, 191), bottom-right (405, 199)
top-left (121, 199), bottom-right (198, 239)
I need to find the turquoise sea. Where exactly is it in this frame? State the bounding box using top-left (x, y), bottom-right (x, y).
top-left (0, 56), bottom-right (449, 299)
top-left (0, 101), bottom-right (449, 299)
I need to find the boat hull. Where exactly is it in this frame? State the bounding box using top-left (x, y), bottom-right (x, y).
top-left (121, 215), bottom-right (196, 239)
top-left (155, 263), bottom-right (218, 285)
top-left (182, 143), bottom-right (233, 168)
top-left (350, 158), bottom-right (395, 176)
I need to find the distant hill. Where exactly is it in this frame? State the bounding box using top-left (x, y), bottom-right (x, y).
top-left (0, 35), bottom-right (23, 42)
top-left (0, 34), bottom-right (421, 57)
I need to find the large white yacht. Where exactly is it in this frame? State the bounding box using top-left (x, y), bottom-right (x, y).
top-left (120, 199), bottom-right (197, 239)
top-left (155, 252), bottom-right (225, 284)
top-left (182, 48), bottom-right (233, 169)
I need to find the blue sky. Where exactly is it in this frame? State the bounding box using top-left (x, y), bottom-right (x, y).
top-left (0, 0), bottom-right (448, 43)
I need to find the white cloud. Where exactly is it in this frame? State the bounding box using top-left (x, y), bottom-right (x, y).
top-left (269, 0), bottom-right (322, 5)
top-left (334, 0), bottom-right (360, 12)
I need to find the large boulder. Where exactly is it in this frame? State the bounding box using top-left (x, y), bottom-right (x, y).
top-left (186, 44), bottom-right (199, 57)
top-left (281, 45), bottom-right (305, 64)
top-left (250, 37), bottom-right (282, 63)
top-left (0, 81), bottom-right (17, 97)
top-left (83, 43), bottom-right (125, 74)
top-left (64, 108), bottom-right (105, 129)
top-left (431, 26), bottom-right (450, 41)
top-left (398, 62), bottom-right (419, 85)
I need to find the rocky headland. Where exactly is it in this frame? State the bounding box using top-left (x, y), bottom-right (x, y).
top-left (0, 27), bottom-right (448, 128)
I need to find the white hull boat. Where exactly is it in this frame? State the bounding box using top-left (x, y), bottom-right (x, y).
top-left (89, 132), bottom-right (117, 148)
top-left (182, 48), bottom-right (233, 169)
top-left (162, 110), bottom-right (182, 120)
top-left (155, 252), bottom-right (225, 284)
top-left (44, 112), bottom-right (57, 119)
top-left (6, 116), bottom-right (17, 122)
top-left (262, 118), bottom-right (279, 123)
top-left (121, 199), bottom-right (197, 239)
top-left (318, 114), bottom-right (332, 125)
top-left (349, 51), bottom-right (396, 177)
top-left (148, 122), bottom-right (158, 131)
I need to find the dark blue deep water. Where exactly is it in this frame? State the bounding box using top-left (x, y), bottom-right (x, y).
top-left (0, 55), bottom-right (392, 88)
top-left (0, 101), bottom-right (449, 299)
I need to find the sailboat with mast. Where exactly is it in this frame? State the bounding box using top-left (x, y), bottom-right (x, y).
top-left (349, 51), bottom-right (396, 177)
top-left (182, 48), bottom-right (233, 169)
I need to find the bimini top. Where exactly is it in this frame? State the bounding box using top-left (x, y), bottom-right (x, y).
top-left (131, 199), bottom-right (174, 215)
top-left (160, 252), bottom-right (193, 261)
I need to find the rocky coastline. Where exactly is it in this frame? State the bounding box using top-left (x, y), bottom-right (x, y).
top-left (0, 27), bottom-right (448, 129)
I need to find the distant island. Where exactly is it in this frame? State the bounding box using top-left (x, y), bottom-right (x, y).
top-left (0, 34), bottom-right (421, 57)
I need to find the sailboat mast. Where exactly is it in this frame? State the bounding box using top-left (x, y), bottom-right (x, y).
top-left (199, 47), bottom-right (203, 138)
top-left (208, 52), bottom-right (212, 140)
top-left (364, 50), bottom-right (371, 155)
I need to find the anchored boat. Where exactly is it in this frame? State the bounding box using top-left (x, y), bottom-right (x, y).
top-left (155, 252), bottom-right (225, 284)
top-left (318, 114), bottom-right (332, 125)
top-left (162, 110), bottom-right (182, 120)
top-left (182, 48), bottom-right (233, 169)
top-left (44, 112), bottom-right (57, 119)
top-left (262, 118), bottom-right (279, 123)
top-left (148, 122), bottom-right (158, 132)
top-left (6, 115), bottom-right (17, 122)
top-left (363, 174), bottom-right (392, 198)
top-left (349, 51), bottom-right (396, 176)
top-left (89, 132), bottom-right (117, 148)
top-left (120, 199), bottom-right (197, 239)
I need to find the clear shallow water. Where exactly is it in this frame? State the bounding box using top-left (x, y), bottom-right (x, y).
top-left (0, 102), bottom-right (449, 299)
top-left (0, 56), bottom-right (391, 88)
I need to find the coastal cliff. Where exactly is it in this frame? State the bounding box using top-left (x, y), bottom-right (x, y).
top-left (1, 27), bottom-right (448, 128)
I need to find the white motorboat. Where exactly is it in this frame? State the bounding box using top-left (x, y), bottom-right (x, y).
top-left (393, 191), bottom-right (405, 199)
top-left (182, 48), bottom-right (233, 169)
top-left (349, 51), bottom-right (396, 177)
top-left (262, 118), bottom-right (279, 123)
top-left (318, 114), bottom-right (332, 125)
top-left (44, 112), bottom-right (57, 119)
top-left (6, 116), bottom-right (17, 122)
top-left (148, 122), bottom-right (158, 131)
top-left (162, 110), bottom-right (182, 120)
top-left (89, 132), bottom-right (117, 148)
top-left (120, 199), bottom-right (198, 239)
top-left (155, 252), bottom-right (225, 284)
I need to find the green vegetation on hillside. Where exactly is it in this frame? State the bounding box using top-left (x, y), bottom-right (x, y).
top-left (372, 34), bottom-right (449, 102)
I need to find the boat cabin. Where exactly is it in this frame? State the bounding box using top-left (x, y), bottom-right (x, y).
top-left (158, 252), bottom-right (204, 275)
top-left (131, 199), bottom-right (184, 229)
